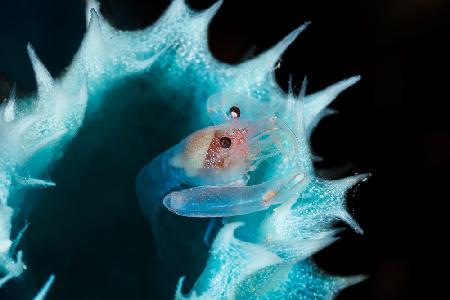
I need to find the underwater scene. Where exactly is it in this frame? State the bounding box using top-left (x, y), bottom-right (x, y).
top-left (1, 0), bottom-right (448, 299)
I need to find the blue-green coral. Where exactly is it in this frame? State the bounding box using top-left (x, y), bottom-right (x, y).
top-left (0, 0), bottom-right (366, 298)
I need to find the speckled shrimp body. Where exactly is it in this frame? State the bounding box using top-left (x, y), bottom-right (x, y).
top-left (135, 93), bottom-right (309, 220)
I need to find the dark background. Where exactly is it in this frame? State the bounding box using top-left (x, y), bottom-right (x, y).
top-left (1, 0), bottom-right (449, 299)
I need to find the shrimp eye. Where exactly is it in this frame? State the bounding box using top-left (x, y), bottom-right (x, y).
top-left (229, 106), bottom-right (240, 118)
top-left (220, 136), bottom-right (232, 148)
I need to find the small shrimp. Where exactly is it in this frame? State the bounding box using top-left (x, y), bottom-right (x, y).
top-left (135, 93), bottom-right (309, 253)
top-left (136, 118), bottom-right (307, 219)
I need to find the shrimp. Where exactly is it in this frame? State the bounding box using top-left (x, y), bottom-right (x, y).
top-left (136, 117), bottom-right (307, 217)
top-left (135, 93), bottom-right (309, 254)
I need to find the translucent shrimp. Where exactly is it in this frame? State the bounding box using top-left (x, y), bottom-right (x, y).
top-left (136, 116), bottom-right (308, 219)
top-left (135, 92), bottom-right (309, 258)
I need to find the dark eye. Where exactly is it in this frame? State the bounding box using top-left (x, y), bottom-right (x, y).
top-left (229, 106), bottom-right (240, 118)
top-left (220, 136), bottom-right (232, 148)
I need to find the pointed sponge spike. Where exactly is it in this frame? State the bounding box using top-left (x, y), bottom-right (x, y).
top-left (237, 22), bottom-right (310, 81)
top-left (33, 274), bottom-right (55, 300)
top-left (75, 8), bottom-right (105, 79)
top-left (333, 172), bottom-right (369, 193)
top-left (294, 77), bottom-right (315, 174)
top-left (85, 0), bottom-right (100, 28)
top-left (331, 173), bottom-right (369, 234)
top-left (3, 84), bottom-right (17, 122)
top-left (17, 177), bottom-right (56, 188)
top-left (199, 0), bottom-right (223, 17)
top-left (304, 75), bottom-right (360, 128)
top-left (261, 22), bottom-right (310, 66)
top-left (337, 209), bottom-right (364, 234)
top-left (187, 0), bottom-right (223, 44)
top-left (9, 223), bottom-right (29, 255)
top-left (27, 44), bottom-right (54, 100)
top-left (195, 0), bottom-right (223, 23)
top-left (85, 9), bottom-right (104, 53)
top-left (2, 88), bottom-right (16, 122)
top-left (85, 0), bottom-right (114, 36)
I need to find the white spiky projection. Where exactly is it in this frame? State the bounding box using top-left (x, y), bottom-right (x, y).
top-left (0, 0), bottom-right (367, 298)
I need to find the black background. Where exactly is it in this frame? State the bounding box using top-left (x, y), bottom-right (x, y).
top-left (1, 0), bottom-right (449, 299)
